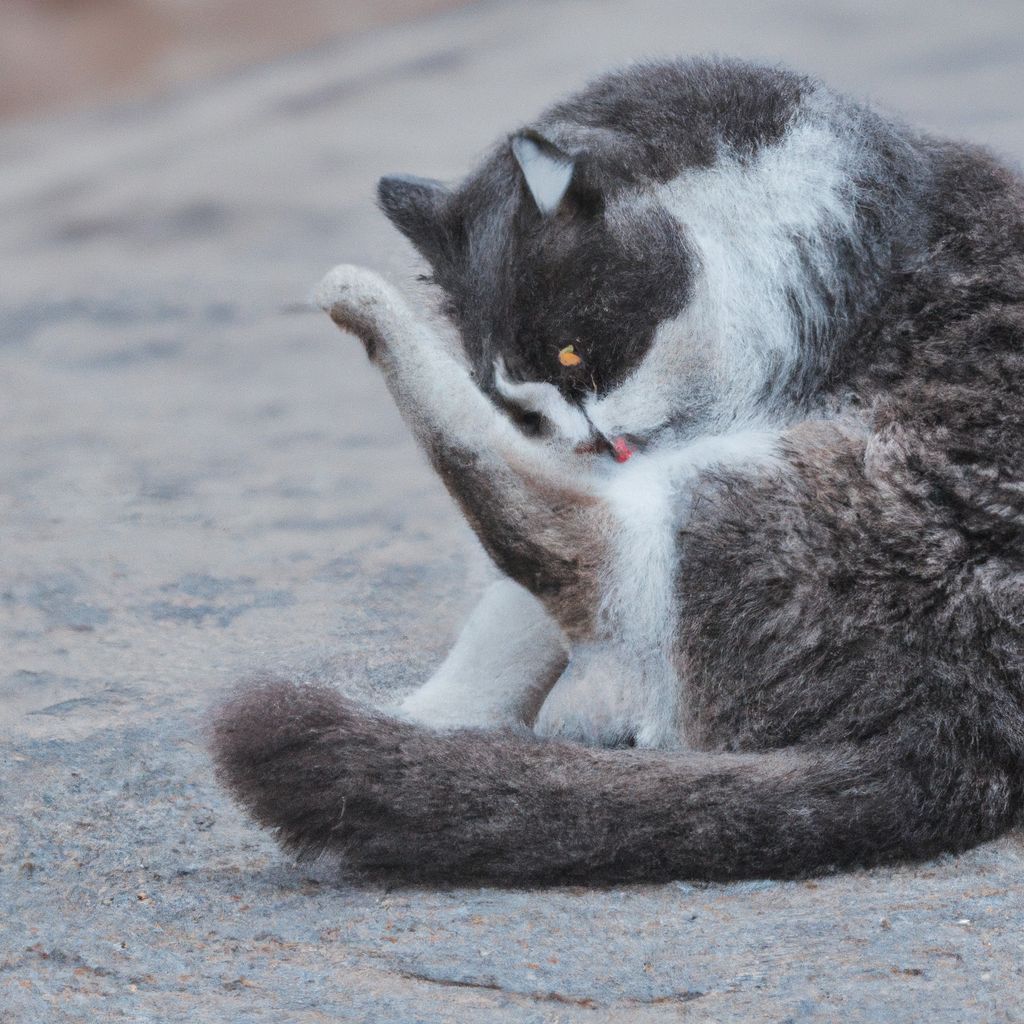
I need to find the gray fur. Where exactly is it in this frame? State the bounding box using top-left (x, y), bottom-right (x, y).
top-left (212, 57), bottom-right (1024, 883)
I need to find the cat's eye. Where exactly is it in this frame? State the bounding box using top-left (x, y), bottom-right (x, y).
top-left (558, 344), bottom-right (582, 367)
top-left (516, 410), bottom-right (546, 436)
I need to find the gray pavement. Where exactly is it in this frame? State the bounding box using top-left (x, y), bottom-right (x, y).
top-left (2, 1), bottom-right (1024, 1020)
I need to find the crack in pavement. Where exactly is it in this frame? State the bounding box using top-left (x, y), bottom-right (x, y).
top-left (393, 967), bottom-right (706, 1009)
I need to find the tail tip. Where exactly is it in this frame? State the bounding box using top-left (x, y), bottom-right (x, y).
top-left (209, 676), bottom-right (349, 804)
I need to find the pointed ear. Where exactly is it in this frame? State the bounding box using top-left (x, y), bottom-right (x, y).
top-left (377, 174), bottom-right (453, 264)
top-left (510, 132), bottom-right (576, 216)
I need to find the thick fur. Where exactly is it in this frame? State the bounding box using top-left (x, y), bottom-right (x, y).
top-left (213, 678), bottom-right (1014, 883)
top-left (213, 57), bottom-right (1024, 884)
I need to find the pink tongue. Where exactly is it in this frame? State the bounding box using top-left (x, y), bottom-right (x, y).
top-left (611, 436), bottom-right (634, 463)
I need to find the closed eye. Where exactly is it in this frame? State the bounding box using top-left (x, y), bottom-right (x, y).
top-left (501, 404), bottom-right (547, 437)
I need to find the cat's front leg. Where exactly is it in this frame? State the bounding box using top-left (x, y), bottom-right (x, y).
top-left (398, 577), bottom-right (567, 729)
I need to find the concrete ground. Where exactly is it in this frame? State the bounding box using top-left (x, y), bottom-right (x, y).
top-left (2, 1), bottom-right (1024, 1020)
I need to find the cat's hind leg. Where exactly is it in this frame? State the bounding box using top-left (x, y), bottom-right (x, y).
top-left (398, 578), bottom-right (567, 730)
top-left (317, 265), bottom-right (603, 608)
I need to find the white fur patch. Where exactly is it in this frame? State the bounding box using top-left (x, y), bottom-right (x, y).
top-left (586, 110), bottom-right (860, 441)
top-left (317, 263), bottom-right (590, 496)
top-left (494, 359), bottom-right (592, 444)
top-left (398, 578), bottom-right (567, 729)
top-left (593, 427), bottom-right (783, 745)
top-left (599, 429), bottom-right (783, 637)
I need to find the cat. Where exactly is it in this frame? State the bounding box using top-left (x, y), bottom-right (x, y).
top-left (212, 57), bottom-right (1024, 883)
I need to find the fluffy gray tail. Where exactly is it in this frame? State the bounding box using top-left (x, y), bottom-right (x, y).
top-left (211, 679), bottom-right (1012, 883)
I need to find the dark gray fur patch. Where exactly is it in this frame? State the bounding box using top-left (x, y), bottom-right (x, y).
top-left (212, 680), bottom-right (1014, 883)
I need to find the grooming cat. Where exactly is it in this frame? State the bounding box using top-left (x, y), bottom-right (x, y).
top-left (213, 58), bottom-right (1024, 883)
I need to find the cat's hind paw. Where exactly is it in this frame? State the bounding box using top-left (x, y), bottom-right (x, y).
top-left (534, 644), bottom-right (681, 750)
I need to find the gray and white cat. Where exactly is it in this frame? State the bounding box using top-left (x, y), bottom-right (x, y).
top-left (213, 58), bottom-right (1024, 882)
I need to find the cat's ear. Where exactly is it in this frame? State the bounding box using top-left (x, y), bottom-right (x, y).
top-left (510, 132), bottom-right (576, 216)
top-left (377, 174), bottom-right (453, 264)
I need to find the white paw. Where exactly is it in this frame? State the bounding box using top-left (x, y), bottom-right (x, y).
top-left (395, 690), bottom-right (502, 731)
top-left (534, 698), bottom-right (677, 749)
top-left (315, 263), bottom-right (391, 315)
top-left (315, 263), bottom-right (405, 358)
top-left (534, 644), bottom-right (679, 749)
top-left (534, 690), bottom-right (637, 747)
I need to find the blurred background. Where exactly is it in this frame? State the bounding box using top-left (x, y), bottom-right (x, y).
top-left (4, 1), bottom-right (1022, 151)
top-left (1, 0), bottom-right (471, 120)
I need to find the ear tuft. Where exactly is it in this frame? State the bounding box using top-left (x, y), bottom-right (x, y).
top-left (377, 174), bottom-right (452, 263)
top-left (511, 133), bottom-right (576, 216)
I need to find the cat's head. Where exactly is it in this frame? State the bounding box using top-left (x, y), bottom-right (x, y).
top-left (378, 59), bottom-right (920, 453)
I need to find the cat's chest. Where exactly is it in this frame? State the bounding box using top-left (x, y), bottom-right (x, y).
top-left (593, 429), bottom-right (784, 647)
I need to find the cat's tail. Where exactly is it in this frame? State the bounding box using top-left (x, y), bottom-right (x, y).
top-left (210, 678), bottom-right (1014, 883)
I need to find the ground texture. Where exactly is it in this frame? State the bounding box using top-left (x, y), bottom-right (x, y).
top-left (3, 1), bottom-right (1024, 1021)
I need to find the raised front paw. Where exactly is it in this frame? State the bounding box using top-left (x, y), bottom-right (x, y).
top-left (315, 263), bottom-right (407, 361)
